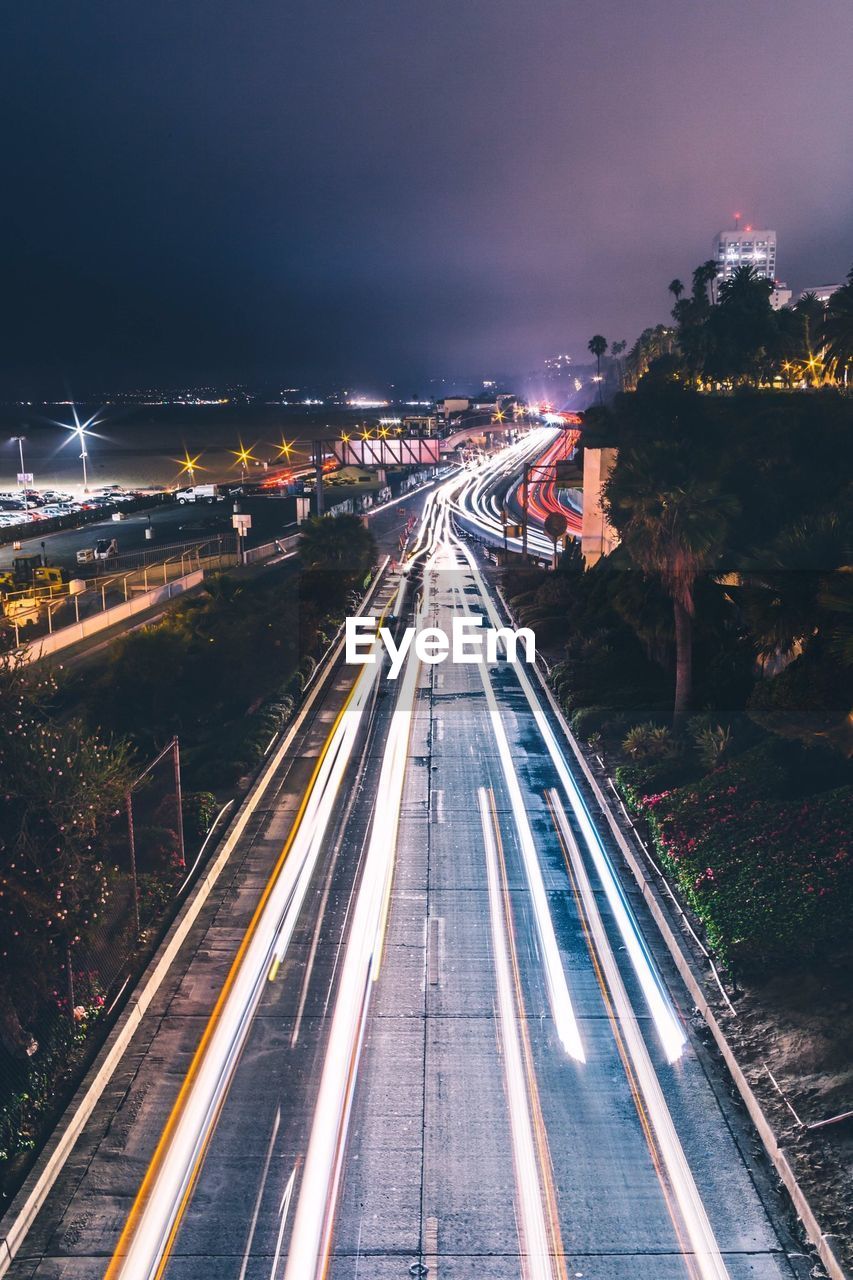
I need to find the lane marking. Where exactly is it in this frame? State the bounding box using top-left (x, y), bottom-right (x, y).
top-left (282, 597), bottom-right (424, 1280)
top-left (268, 1165), bottom-right (298, 1280)
top-left (446, 546), bottom-right (584, 1062)
top-left (238, 1105), bottom-right (281, 1280)
top-left (548, 791), bottom-right (729, 1280)
top-left (427, 916), bottom-right (443, 988)
top-left (105, 578), bottom-right (400, 1280)
top-left (478, 788), bottom-right (564, 1280)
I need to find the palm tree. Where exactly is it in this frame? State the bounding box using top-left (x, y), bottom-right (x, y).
top-left (587, 334), bottom-right (608, 373)
top-left (604, 444), bottom-right (737, 726)
top-left (299, 513), bottom-right (376, 577)
top-left (692, 259), bottom-right (719, 305)
top-left (792, 291), bottom-right (827, 385)
top-left (738, 512), bottom-right (851, 662)
top-left (588, 334), bottom-right (608, 401)
top-left (668, 278), bottom-right (685, 303)
top-left (610, 339), bottom-right (627, 388)
top-left (822, 268), bottom-right (853, 385)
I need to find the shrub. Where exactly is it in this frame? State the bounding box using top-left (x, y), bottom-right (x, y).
top-left (690, 722), bottom-right (732, 771)
top-left (622, 721), bottom-right (673, 761)
top-left (639, 744), bottom-right (853, 971)
top-left (181, 791), bottom-right (218, 839)
top-left (570, 705), bottom-right (629, 740)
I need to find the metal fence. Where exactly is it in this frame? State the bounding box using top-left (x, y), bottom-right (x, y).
top-left (0, 739), bottom-right (187, 1186)
top-left (1, 535), bottom-right (237, 649)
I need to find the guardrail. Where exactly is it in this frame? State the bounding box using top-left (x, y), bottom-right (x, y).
top-left (242, 533), bottom-right (300, 564)
top-left (2, 537), bottom-right (237, 650)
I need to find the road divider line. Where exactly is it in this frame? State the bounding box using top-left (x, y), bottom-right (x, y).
top-left (443, 531), bottom-right (584, 1063)
top-left (283, 593), bottom-right (424, 1280)
top-left (548, 791), bottom-right (730, 1280)
top-left (479, 788), bottom-right (562, 1280)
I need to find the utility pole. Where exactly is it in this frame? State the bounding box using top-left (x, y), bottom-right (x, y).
top-left (521, 465), bottom-right (529, 564)
top-left (313, 440), bottom-right (325, 516)
top-left (12, 436), bottom-right (28, 513)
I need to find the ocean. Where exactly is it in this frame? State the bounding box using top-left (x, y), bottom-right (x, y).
top-left (0, 404), bottom-right (382, 496)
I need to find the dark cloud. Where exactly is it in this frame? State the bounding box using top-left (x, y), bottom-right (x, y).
top-left (1, 0), bottom-right (851, 392)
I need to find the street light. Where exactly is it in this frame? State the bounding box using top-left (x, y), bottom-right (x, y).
top-left (58, 406), bottom-right (99, 493)
top-left (175, 451), bottom-right (204, 484)
top-left (230, 441), bottom-right (258, 485)
top-left (11, 436), bottom-right (28, 513)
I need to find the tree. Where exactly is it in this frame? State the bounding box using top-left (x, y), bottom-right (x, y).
top-left (705, 265), bottom-right (777, 385)
top-left (587, 335), bottom-right (608, 401)
top-left (602, 390), bottom-right (738, 726)
top-left (0, 657), bottom-right (134, 1037)
top-left (822, 267), bottom-right (853, 383)
top-left (588, 334), bottom-right (608, 371)
top-left (610, 339), bottom-right (627, 388)
top-left (299, 513), bottom-right (376, 578)
top-left (737, 511), bottom-right (852, 664)
top-left (668, 278), bottom-right (685, 302)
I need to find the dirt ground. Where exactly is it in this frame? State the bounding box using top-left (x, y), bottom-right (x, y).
top-left (727, 948), bottom-right (853, 1269)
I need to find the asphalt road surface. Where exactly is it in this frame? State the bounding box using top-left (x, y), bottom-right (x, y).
top-left (4, 469), bottom-right (810, 1280)
top-left (0, 497), bottom-right (296, 575)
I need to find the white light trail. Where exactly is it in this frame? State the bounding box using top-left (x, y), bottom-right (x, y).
top-left (282, 595), bottom-right (424, 1280)
top-left (479, 788), bottom-right (560, 1280)
top-left (452, 533), bottom-right (686, 1063)
top-left (105, 650), bottom-right (384, 1280)
top-left (549, 793), bottom-right (729, 1280)
top-left (423, 503), bottom-right (584, 1061)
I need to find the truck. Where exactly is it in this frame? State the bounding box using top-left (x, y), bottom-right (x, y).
top-left (0, 556), bottom-right (67, 593)
top-left (76, 537), bottom-right (118, 565)
top-left (0, 557), bottom-right (69, 631)
top-left (175, 483), bottom-right (222, 505)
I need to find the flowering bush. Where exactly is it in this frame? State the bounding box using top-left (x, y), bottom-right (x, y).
top-left (638, 746), bottom-right (853, 970)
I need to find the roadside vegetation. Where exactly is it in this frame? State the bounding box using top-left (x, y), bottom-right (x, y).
top-left (0, 514), bottom-right (375, 1198)
top-left (508, 377), bottom-right (851, 976)
top-left (73, 514), bottom-right (376, 789)
top-left (596, 260), bottom-right (853, 392)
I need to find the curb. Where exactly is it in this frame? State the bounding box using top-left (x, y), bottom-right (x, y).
top-left (525, 647), bottom-right (850, 1280)
top-left (0, 558), bottom-right (391, 1277)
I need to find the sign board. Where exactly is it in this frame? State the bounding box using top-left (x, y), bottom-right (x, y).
top-left (232, 513), bottom-right (252, 535)
top-left (554, 459), bottom-right (582, 486)
top-left (544, 511), bottom-right (568, 542)
top-left (17, 473), bottom-right (34, 486)
top-left (332, 437), bottom-right (441, 469)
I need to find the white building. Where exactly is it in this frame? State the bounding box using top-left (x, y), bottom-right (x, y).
top-left (797, 284), bottom-right (844, 305)
top-left (769, 281), bottom-right (792, 310)
top-left (714, 226), bottom-right (777, 285)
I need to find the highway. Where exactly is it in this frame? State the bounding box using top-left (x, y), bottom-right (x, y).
top-left (3, 454), bottom-right (806, 1280)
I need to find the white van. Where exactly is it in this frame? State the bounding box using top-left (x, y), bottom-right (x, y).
top-left (175, 484), bottom-right (221, 505)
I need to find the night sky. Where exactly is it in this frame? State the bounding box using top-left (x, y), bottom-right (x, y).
top-left (2, 0), bottom-right (852, 395)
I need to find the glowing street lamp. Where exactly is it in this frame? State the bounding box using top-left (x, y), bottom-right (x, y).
top-left (11, 435), bottom-right (29, 512)
top-left (274, 437), bottom-right (296, 462)
top-left (230, 441), bottom-right (258, 484)
top-left (175, 451), bottom-right (204, 484)
top-left (59, 406), bottom-right (100, 493)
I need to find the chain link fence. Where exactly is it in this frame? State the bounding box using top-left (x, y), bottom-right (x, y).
top-left (0, 738), bottom-right (189, 1193)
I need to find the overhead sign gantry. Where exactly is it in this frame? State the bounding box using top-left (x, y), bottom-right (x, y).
top-left (331, 437), bottom-right (441, 468)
